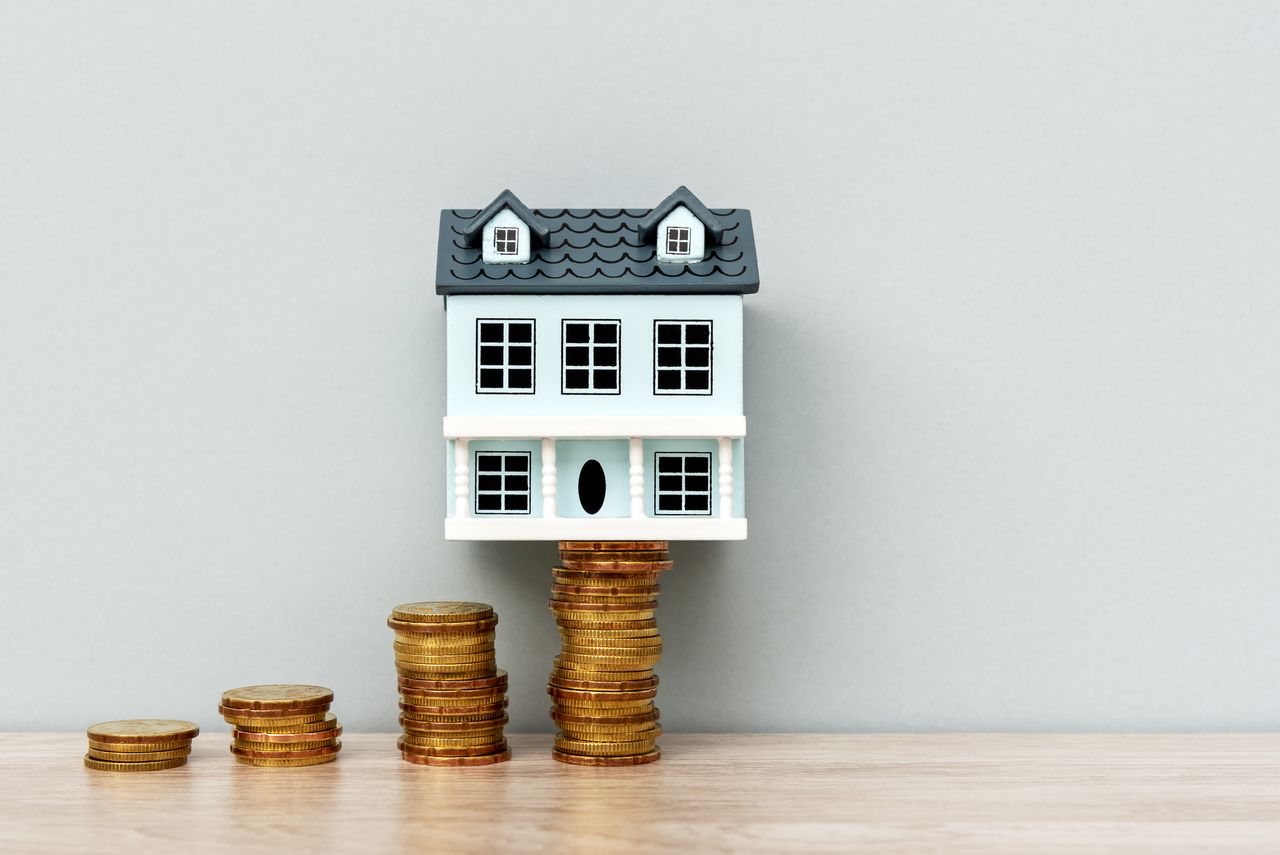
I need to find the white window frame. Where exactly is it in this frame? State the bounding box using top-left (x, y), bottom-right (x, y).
top-left (653, 319), bottom-right (712, 396)
top-left (475, 319), bottom-right (535, 394)
top-left (474, 451), bottom-right (532, 515)
top-left (654, 452), bottom-right (713, 516)
top-left (493, 227), bottom-right (520, 256)
top-left (665, 226), bottom-right (691, 256)
top-left (561, 319), bottom-right (621, 395)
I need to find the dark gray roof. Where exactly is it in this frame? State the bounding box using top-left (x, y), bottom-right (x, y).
top-left (457, 189), bottom-right (551, 248)
top-left (436, 188), bottom-right (758, 296)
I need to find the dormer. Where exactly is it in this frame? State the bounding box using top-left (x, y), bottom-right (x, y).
top-left (637, 186), bottom-right (726, 264)
top-left (460, 190), bottom-right (550, 265)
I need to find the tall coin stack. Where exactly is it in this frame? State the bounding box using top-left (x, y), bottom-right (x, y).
top-left (548, 541), bottom-right (668, 766)
top-left (387, 601), bottom-right (511, 766)
top-left (219, 684), bottom-right (342, 767)
top-left (84, 719), bottom-right (199, 772)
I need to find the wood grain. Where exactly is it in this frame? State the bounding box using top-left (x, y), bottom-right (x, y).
top-left (2, 733), bottom-right (1280, 853)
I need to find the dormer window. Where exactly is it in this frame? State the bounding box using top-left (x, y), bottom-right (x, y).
top-left (665, 227), bottom-right (691, 256)
top-left (493, 227), bottom-right (519, 256)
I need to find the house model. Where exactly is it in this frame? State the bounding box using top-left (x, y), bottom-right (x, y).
top-left (435, 186), bottom-right (758, 541)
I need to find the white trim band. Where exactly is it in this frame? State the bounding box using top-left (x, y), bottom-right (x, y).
top-left (445, 517), bottom-right (747, 542)
top-left (444, 415), bottom-right (746, 440)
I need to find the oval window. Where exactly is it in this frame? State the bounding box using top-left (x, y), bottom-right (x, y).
top-left (577, 460), bottom-right (607, 515)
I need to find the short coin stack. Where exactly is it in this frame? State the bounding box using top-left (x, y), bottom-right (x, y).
top-left (84, 719), bottom-right (199, 771)
top-left (388, 601), bottom-right (510, 766)
top-left (548, 541), bottom-right (668, 766)
top-left (220, 684), bottom-right (342, 767)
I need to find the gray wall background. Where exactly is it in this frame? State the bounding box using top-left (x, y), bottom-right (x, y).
top-left (2, 2), bottom-right (1278, 733)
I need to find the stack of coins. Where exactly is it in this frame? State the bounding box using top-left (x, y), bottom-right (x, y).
top-left (84, 719), bottom-right (199, 772)
top-left (548, 541), bottom-right (667, 766)
top-left (219, 684), bottom-right (342, 767)
top-left (388, 601), bottom-right (510, 766)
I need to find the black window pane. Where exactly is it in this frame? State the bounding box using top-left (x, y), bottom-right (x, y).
top-left (479, 369), bottom-right (504, 389)
top-left (594, 324), bottom-right (617, 344)
top-left (594, 347), bottom-right (617, 367)
top-left (656, 324), bottom-right (682, 344)
top-left (684, 456), bottom-right (709, 473)
top-left (479, 346), bottom-right (504, 365)
top-left (685, 347), bottom-right (710, 367)
top-left (565, 347), bottom-right (590, 366)
top-left (685, 475), bottom-right (710, 493)
top-left (507, 346), bottom-right (533, 366)
top-left (685, 495), bottom-right (709, 512)
top-left (477, 494), bottom-right (501, 511)
top-left (685, 371), bottom-right (710, 391)
top-left (656, 370), bottom-right (681, 390)
top-left (658, 475), bottom-right (682, 491)
top-left (507, 369), bottom-right (532, 389)
top-left (506, 494), bottom-right (528, 512)
top-left (656, 347), bottom-right (682, 367)
top-left (508, 323), bottom-right (533, 343)
top-left (685, 324), bottom-right (710, 344)
top-left (505, 455), bottom-right (529, 472)
top-left (505, 475), bottom-right (528, 492)
top-left (593, 369), bottom-right (617, 390)
top-left (565, 370), bottom-right (589, 389)
top-left (476, 455), bottom-right (501, 471)
top-left (658, 494), bottom-right (683, 512)
top-left (477, 474), bottom-right (502, 491)
top-left (565, 323), bottom-right (590, 343)
top-left (658, 456), bottom-right (682, 473)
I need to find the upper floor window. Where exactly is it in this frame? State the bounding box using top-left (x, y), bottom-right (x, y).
top-left (665, 226), bottom-right (691, 256)
top-left (476, 319), bottom-right (534, 394)
top-left (653, 320), bottom-right (712, 395)
top-left (562, 320), bottom-right (621, 395)
top-left (493, 227), bottom-right (520, 256)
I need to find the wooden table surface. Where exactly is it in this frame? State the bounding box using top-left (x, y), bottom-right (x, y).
top-left (2, 733), bottom-right (1279, 853)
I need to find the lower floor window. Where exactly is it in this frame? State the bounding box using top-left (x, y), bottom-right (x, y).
top-left (475, 452), bottom-right (531, 514)
top-left (654, 452), bottom-right (712, 515)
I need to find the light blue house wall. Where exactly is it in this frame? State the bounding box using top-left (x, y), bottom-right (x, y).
top-left (445, 294), bottom-right (743, 417)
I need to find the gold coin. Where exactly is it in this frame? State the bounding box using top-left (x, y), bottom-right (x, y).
top-left (393, 630), bottom-right (496, 644)
top-left (86, 719), bottom-right (200, 744)
top-left (234, 753), bottom-right (337, 767)
top-left (551, 593), bottom-right (659, 605)
top-left (549, 673), bottom-right (658, 692)
top-left (86, 738), bottom-right (192, 753)
top-left (400, 700), bottom-right (508, 718)
top-left (552, 748), bottom-right (660, 766)
top-left (398, 713), bottom-right (509, 733)
top-left (398, 670), bottom-right (507, 692)
top-left (548, 685), bottom-right (657, 703)
top-left (230, 743), bottom-right (341, 761)
top-left (220, 708), bottom-right (329, 728)
top-left (556, 653), bottom-right (662, 668)
top-left (400, 710), bottom-right (508, 726)
top-left (557, 549), bottom-right (669, 561)
top-left (233, 724), bottom-right (344, 744)
top-left (390, 602), bottom-right (495, 623)
top-left (399, 693), bottom-right (506, 709)
top-left (233, 712), bottom-right (340, 734)
top-left (399, 748), bottom-right (511, 766)
top-left (558, 723), bottom-right (663, 739)
top-left (557, 560), bottom-right (672, 574)
top-left (554, 735), bottom-right (658, 756)
top-left (398, 738), bottom-right (508, 757)
top-left (233, 737), bottom-right (338, 753)
top-left (553, 570), bottom-right (662, 585)
top-left (558, 541), bottom-right (668, 551)
top-left (394, 650), bottom-right (496, 666)
top-left (560, 642), bottom-right (663, 655)
top-left (220, 684), bottom-right (333, 711)
top-left (396, 667), bottom-right (496, 681)
top-left (387, 616), bottom-right (498, 634)
top-left (393, 640), bottom-right (494, 655)
top-left (84, 755), bottom-right (188, 772)
top-left (551, 667), bottom-right (654, 682)
top-left (399, 731), bottom-right (505, 748)
top-left (86, 746), bottom-right (192, 763)
top-left (553, 703), bottom-right (657, 717)
top-left (555, 615), bottom-right (656, 626)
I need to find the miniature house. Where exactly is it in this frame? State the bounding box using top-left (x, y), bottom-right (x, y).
top-left (435, 186), bottom-right (758, 540)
